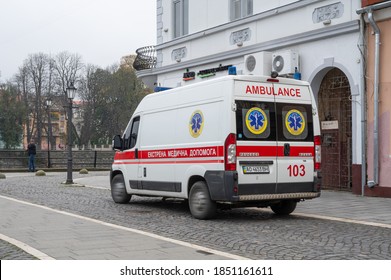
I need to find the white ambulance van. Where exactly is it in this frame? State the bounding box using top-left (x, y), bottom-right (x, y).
top-left (111, 74), bottom-right (321, 219)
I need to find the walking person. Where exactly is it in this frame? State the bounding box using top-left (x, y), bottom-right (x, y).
top-left (27, 139), bottom-right (36, 172)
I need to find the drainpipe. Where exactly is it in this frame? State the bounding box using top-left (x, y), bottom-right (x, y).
top-left (366, 11), bottom-right (380, 188)
top-left (358, 15), bottom-right (367, 196)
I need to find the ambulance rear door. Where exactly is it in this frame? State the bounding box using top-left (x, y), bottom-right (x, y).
top-left (234, 80), bottom-right (278, 196)
top-left (273, 83), bottom-right (315, 194)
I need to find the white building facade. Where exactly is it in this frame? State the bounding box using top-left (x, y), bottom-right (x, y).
top-left (134, 0), bottom-right (365, 193)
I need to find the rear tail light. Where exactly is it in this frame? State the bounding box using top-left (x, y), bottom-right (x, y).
top-left (314, 135), bottom-right (321, 171)
top-left (225, 133), bottom-right (237, 171)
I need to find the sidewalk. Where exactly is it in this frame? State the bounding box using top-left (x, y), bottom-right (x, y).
top-left (1, 172), bottom-right (390, 260)
top-left (73, 174), bottom-right (391, 226)
top-left (295, 190), bottom-right (391, 226)
top-left (0, 195), bottom-right (241, 260)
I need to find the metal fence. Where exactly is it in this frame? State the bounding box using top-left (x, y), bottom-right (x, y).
top-left (0, 150), bottom-right (114, 170)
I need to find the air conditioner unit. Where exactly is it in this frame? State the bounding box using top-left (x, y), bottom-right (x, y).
top-left (243, 52), bottom-right (272, 76)
top-left (272, 50), bottom-right (299, 75)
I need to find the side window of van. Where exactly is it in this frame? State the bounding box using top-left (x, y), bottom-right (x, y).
top-left (276, 104), bottom-right (313, 141)
top-left (236, 101), bottom-right (276, 141)
top-left (124, 116), bottom-right (140, 149)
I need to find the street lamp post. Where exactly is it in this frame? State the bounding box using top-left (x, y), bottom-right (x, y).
top-left (65, 83), bottom-right (76, 184)
top-left (46, 98), bottom-right (52, 168)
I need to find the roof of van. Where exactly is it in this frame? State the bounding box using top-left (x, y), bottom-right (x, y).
top-left (136, 75), bottom-right (311, 113)
top-left (225, 74), bottom-right (310, 85)
top-left (161, 75), bottom-right (310, 92)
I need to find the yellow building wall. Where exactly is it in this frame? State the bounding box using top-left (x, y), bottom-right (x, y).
top-left (366, 18), bottom-right (391, 190)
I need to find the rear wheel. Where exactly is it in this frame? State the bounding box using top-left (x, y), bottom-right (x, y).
top-left (270, 200), bottom-right (297, 215)
top-left (111, 174), bottom-right (131, 204)
top-left (188, 181), bottom-right (216, 220)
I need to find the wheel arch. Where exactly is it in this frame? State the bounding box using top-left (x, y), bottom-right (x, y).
top-left (185, 165), bottom-right (208, 196)
top-left (187, 175), bottom-right (206, 196)
top-left (110, 168), bottom-right (123, 182)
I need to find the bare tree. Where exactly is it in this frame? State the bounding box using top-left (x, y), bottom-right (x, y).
top-left (24, 53), bottom-right (54, 150)
top-left (54, 51), bottom-right (84, 100)
top-left (51, 51), bottom-right (84, 147)
top-left (5, 51), bottom-right (147, 150)
top-left (15, 65), bottom-right (34, 145)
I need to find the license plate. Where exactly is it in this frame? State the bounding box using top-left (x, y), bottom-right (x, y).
top-left (242, 165), bottom-right (270, 174)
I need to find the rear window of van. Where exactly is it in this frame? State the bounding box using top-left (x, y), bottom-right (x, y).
top-left (236, 101), bottom-right (314, 142)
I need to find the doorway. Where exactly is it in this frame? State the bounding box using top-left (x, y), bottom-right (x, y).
top-left (318, 68), bottom-right (352, 190)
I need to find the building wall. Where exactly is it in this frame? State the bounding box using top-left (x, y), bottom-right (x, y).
top-left (139, 0), bottom-right (372, 193)
top-left (365, 16), bottom-right (391, 193)
top-left (154, 0), bottom-right (361, 77)
top-left (23, 107), bottom-right (68, 151)
top-left (151, 0), bottom-right (364, 163)
top-left (159, 0), bottom-right (304, 43)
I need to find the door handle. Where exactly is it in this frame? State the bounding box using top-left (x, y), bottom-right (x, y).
top-left (284, 143), bottom-right (290, 156)
top-left (135, 148), bottom-right (139, 159)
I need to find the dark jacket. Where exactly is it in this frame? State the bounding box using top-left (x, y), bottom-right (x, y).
top-left (27, 143), bottom-right (36, 156)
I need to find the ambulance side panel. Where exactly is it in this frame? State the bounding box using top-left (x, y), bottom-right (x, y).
top-left (137, 109), bottom-right (177, 195)
top-left (125, 79), bottom-right (234, 198)
top-left (174, 99), bottom-right (225, 192)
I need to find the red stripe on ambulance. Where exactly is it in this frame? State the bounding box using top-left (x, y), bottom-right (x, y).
top-left (140, 146), bottom-right (224, 159)
top-left (237, 145), bottom-right (314, 157)
top-left (114, 146), bottom-right (224, 163)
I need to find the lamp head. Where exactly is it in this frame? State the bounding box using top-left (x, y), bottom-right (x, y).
top-left (46, 98), bottom-right (52, 107)
top-left (66, 82), bottom-right (77, 100)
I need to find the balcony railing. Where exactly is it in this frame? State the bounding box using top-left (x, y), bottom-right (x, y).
top-left (133, 46), bottom-right (157, 71)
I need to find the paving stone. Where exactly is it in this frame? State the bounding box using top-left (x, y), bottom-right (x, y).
top-left (0, 171), bottom-right (390, 260)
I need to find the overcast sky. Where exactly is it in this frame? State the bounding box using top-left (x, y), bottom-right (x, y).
top-left (0, 0), bottom-right (156, 81)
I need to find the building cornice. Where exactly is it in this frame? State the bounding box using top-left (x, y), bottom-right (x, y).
top-left (137, 20), bottom-right (360, 78)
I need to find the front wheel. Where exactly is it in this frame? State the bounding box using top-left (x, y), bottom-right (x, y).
top-left (270, 200), bottom-right (297, 215)
top-left (188, 181), bottom-right (216, 220)
top-left (111, 174), bottom-right (132, 204)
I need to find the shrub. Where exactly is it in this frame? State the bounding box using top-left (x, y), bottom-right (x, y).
top-left (35, 170), bottom-right (46, 176)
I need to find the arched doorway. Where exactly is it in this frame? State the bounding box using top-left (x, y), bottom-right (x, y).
top-left (318, 68), bottom-right (352, 190)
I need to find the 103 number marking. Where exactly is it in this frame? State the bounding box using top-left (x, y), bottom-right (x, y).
top-left (287, 164), bottom-right (306, 177)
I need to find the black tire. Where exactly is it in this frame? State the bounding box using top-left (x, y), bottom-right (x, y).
top-left (188, 181), bottom-right (216, 220)
top-left (111, 174), bottom-right (131, 204)
top-left (270, 200), bottom-right (297, 215)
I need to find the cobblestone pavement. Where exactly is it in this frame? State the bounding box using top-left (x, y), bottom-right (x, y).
top-left (0, 239), bottom-right (37, 260)
top-left (1, 171), bottom-right (391, 260)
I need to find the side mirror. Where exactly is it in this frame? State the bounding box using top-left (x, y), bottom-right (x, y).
top-left (112, 135), bottom-right (123, 150)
